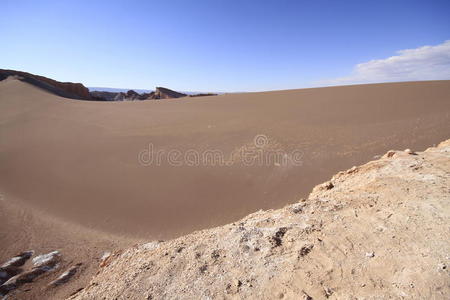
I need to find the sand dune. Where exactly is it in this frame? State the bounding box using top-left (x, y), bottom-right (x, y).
top-left (1, 76), bottom-right (450, 298)
top-left (1, 78), bottom-right (449, 239)
top-left (71, 140), bottom-right (450, 300)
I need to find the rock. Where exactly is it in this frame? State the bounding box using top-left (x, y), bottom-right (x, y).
top-left (99, 252), bottom-right (112, 268)
top-left (189, 93), bottom-right (218, 97)
top-left (347, 166), bottom-right (358, 173)
top-left (198, 264), bottom-right (208, 273)
top-left (225, 279), bottom-right (242, 295)
top-left (404, 148), bottom-right (417, 155)
top-left (437, 263), bottom-right (446, 271)
top-left (140, 241), bottom-right (162, 251)
top-left (384, 150), bottom-right (396, 158)
top-left (0, 251), bottom-right (34, 285)
top-left (298, 244), bottom-right (314, 257)
top-left (324, 181), bottom-right (334, 190)
top-left (291, 203), bottom-right (305, 214)
top-left (270, 227), bottom-right (288, 247)
top-left (1, 251), bottom-right (34, 268)
top-left (49, 263), bottom-right (82, 287)
top-left (323, 286), bottom-right (333, 298)
top-left (150, 87), bottom-right (187, 100)
top-left (0, 251), bottom-right (61, 296)
top-left (126, 90), bottom-right (139, 98)
top-left (302, 291), bottom-right (313, 300)
top-left (91, 87), bottom-right (188, 101)
top-left (90, 91), bottom-right (119, 101)
top-left (32, 251), bottom-right (60, 268)
top-left (0, 266), bottom-right (21, 286)
top-left (1, 268), bottom-right (47, 295)
top-left (312, 181), bottom-right (334, 193)
top-left (365, 251), bottom-right (375, 258)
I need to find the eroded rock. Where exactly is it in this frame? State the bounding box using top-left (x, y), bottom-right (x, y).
top-left (1, 251), bottom-right (34, 268)
top-left (49, 263), bottom-right (82, 287)
top-left (0, 250), bottom-right (61, 296)
top-left (0, 251), bottom-right (34, 285)
top-left (32, 251), bottom-right (60, 268)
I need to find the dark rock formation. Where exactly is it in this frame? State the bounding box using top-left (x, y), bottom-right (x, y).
top-left (189, 93), bottom-right (218, 97)
top-left (48, 263), bottom-right (82, 287)
top-left (91, 87), bottom-right (190, 101)
top-left (90, 91), bottom-right (118, 101)
top-left (0, 251), bottom-right (60, 297)
top-left (148, 87), bottom-right (187, 100)
top-left (0, 251), bottom-right (34, 285)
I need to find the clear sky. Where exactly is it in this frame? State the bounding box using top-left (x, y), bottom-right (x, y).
top-left (1, 0), bottom-right (449, 92)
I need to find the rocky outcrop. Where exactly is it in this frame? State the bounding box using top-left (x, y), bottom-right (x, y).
top-left (0, 251), bottom-right (61, 296)
top-left (0, 69), bottom-right (91, 100)
top-left (148, 87), bottom-right (187, 99)
top-left (70, 140), bottom-right (450, 299)
top-left (89, 91), bottom-right (118, 101)
top-left (0, 251), bottom-right (34, 285)
top-left (48, 263), bottom-right (82, 287)
top-left (91, 87), bottom-right (190, 101)
top-left (0, 250), bottom-right (84, 297)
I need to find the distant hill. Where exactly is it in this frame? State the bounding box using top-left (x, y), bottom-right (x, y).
top-left (0, 69), bottom-right (91, 100)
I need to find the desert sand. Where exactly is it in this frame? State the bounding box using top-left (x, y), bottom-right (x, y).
top-left (0, 76), bottom-right (450, 298)
top-left (71, 140), bottom-right (450, 300)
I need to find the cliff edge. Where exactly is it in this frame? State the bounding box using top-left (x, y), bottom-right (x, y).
top-left (70, 140), bottom-right (450, 299)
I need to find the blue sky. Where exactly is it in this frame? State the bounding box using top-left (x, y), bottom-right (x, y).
top-left (1, 0), bottom-right (449, 92)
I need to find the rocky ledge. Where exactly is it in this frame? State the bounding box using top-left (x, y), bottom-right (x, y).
top-left (69, 139), bottom-right (450, 299)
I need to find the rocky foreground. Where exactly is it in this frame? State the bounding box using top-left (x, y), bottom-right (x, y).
top-left (68, 140), bottom-right (450, 299)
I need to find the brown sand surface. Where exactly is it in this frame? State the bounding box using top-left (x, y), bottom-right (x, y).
top-left (0, 77), bottom-right (449, 298)
top-left (70, 140), bottom-right (450, 300)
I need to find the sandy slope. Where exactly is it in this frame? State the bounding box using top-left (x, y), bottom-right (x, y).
top-left (1, 78), bottom-right (449, 239)
top-left (70, 140), bottom-right (450, 300)
top-left (0, 77), bottom-right (449, 298)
